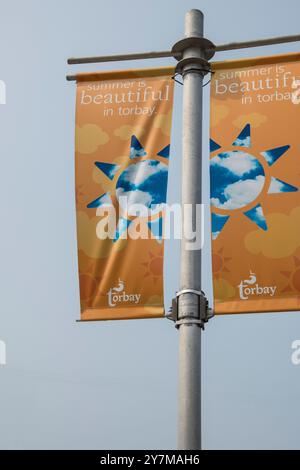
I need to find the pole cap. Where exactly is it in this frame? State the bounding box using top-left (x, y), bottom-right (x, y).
top-left (185, 9), bottom-right (204, 38)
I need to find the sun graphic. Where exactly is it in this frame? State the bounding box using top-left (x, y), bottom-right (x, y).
top-left (281, 257), bottom-right (300, 295)
top-left (87, 135), bottom-right (169, 243)
top-left (212, 247), bottom-right (231, 279)
top-left (142, 249), bottom-right (164, 283)
top-left (210, 124), bottom-right (298, 239)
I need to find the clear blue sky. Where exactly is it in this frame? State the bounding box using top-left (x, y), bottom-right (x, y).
top-left (0, 0), bottom-right (300, 450)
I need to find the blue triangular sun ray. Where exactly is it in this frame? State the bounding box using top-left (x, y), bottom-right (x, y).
top-left (130, 135), bottom-right (147, 159)
top-left (268, 177), bottom-right (298, 194)
top-left (260, 145), bottom-right (290, 166)
top-left (157, 145), bottom-right (170, 159)
top-left (244, 204), bottom-right (267, 231)
top-left (210, 139), bottom-right (221, 153)
top-left (211, 213), bottom-right (230, 240)
top-left (232, 124), bottom-right (251, 148)
top-left (87, 192), bottom-right (113, 209)
top-left (113, 217), bottom-right (132, 243)
top-left (95, 162), bottom-right (121, 180)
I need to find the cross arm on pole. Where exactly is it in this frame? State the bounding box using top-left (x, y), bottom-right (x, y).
top-left (67, 50), bottom-right (180, 65)
top-left (216, 33), bottom-right (300, 52)
top-left (66, 32), bottom-right (300, 75)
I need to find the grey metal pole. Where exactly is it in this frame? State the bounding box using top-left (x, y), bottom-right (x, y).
top-left (177, 9), bottom-right (205, 451)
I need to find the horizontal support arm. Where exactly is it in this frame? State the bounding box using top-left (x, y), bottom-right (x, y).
top-left (66, 32), bottom-right (300, 81)
top-left (67, 32), bottom-right (300, 66)
top-left (67, 50), bottom-right (180, 65)
top-left (216, 33), bottom-right (300, 52)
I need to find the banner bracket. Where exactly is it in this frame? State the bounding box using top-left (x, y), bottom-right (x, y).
top-left (167, 290), bottom-right (214, 330)
top-left (172, 73), bottom-right (184, 86)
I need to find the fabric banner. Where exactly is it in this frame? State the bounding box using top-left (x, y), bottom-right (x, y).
top-left (75, 67), bottom-right (174, 321)
top-left (210, 52), bottom-right (300, 314)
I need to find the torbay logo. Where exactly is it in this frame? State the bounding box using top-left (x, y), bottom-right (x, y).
top-left (107, 279), bottom-right (141, 308)
top-left (238, 271), bottom-right (277, 300)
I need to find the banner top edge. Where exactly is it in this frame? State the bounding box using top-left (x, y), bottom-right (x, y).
top-left (75, 66), bottom-right (175, 83)
top-left (211, 51), bottom-right (300, 70)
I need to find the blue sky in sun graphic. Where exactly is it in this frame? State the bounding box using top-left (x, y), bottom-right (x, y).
top-left (210, 151), bottom-right (265, 210)
top-left (210, 124), bottom-right (298, 240)
top-left (116, 160), bottom-right (168, 211)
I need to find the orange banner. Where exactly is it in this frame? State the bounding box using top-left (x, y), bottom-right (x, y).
top-left (75, 67), bottom-right (174, 321)
top-left (210, 52), bottom-right (300, 314)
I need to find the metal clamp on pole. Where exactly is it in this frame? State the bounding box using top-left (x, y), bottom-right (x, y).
top-left (172, 36), bottom-right (215, 76)
top-left (168, 290), bottom-right (214, 330)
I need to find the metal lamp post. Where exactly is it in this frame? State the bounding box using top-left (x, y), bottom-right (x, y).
top-left (67, 8), bottom-right (300, 450)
